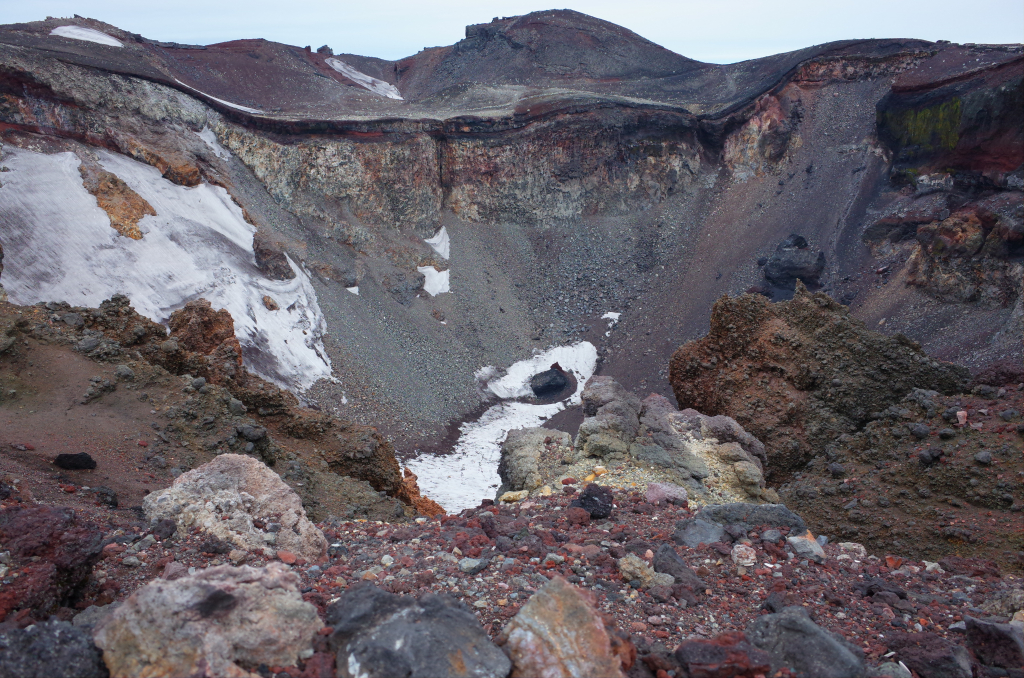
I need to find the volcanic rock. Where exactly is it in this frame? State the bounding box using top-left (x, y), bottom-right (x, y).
top-left (672, 518), bottom-right (727, 548)
top-left (0, 506), bottom-right (104, 622)
top-left (763, 235), bottom-right (826, 288)
top-left (570, 483), bottom-right (614, 519)
top-left (745, 606), bottom-right (867, 677)
top-left (326, 583), bottom-right (510, 678)
top-left (674, 632), bottom-right (771, 678)
top-left (669, 286), bottom-right (971, 474)
top-left (531, 364), bottom-right (569, 397)
top-left (142, 453), bottom-right (328, 561)
top-left (498, 427), bottom-right (572, 497)
top-left (575, 376), bottom-right (642, 459)
top-left (499, 575), bottom-right (629, 678)
top-left (885, 632), bottom-right (973, 678)
top-left (53, 453), bottom-right (97, 470)
top-left (0, 621), bottom-right (107, 678)
top-left (252, 231), bottom-right (296, 280)
top-left (964, 616), bottom-right (1024, 670)
top-left (652, 544), bottom-right (707, 591)
top-left (94, 563), bottom-right (321, 678)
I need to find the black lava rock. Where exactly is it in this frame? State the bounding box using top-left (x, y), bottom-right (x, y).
top-left (918, 448), bottom-right (944, 466)
top-left (53, 453), bottom-right (97, 471)
top-left (828, 463), bottom-right (846, 478)
top-left (530, 366), bottom-right (568, 397)
top-left (694, 503), bottom-right (807, 535)
top-left (746, 606), bottom-right (867, 678)
top-left (763, 235), bottom-right (825, 289)
top-left (325, 583), bottom-right (510, 678)
top-left (909, 423), bottom-right (931, 440)
top-left (570, 483), bottom-right (614, 519)
top-left (779, 234), bottom-right (809, 249)
top-left (0, 620), bottom-right (108, 678)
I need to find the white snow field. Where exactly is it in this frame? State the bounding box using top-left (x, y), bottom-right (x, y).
top-left (406, 342), bottom-right (598, 513)
top-left (173, 79), bottom-right (265, 115)
top-left (0, 146), bottom-right (332, 393)
top-left (325, 58), bottom-right (403, 100)
top-left (417, 266), bottom-right (450, 296)
top-left (50, 26), bottom-right (123, 47)
top-left (424, 226), bottom-right (450, 259)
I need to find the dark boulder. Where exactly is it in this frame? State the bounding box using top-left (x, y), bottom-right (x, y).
top-left (569, 483), bottom-right (614, 519)
top-left (530, 364), bottom-right (569, 397)
top-left (964, 616), bottom-right (1024, 670)
top-left (325, 583), bottom-right (510, 678)
top-left (0, 621), bottom-right (108, 678)
top-left (252, 232), bottom-right (296, 280)
top-left (745, 606), bottom-right (867, 678)
top-left (695, 503), bottom-right (807, 534)
top-left (53, 453), bottom-right (97, 471)
top-left (886, 631), bottom-right (973, 678)
top-left (764, 247), bottom-right (826, 288)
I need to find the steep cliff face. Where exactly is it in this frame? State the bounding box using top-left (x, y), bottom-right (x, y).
top-left (0, 12), bottom-right (1020, 449)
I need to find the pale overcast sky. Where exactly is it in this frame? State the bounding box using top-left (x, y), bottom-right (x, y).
top-left (6, 0), bottom-right (1023, 63)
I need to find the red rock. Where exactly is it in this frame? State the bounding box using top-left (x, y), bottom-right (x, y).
top-left (674, 631), bottom-right (771, 678)
top-left (137, 440), bottom-right (148, 447)
top-left (277, 550), bottom-right (297, 564)
top-left (562, 478), bottom-right (577, 485)
top-left (565, 506), bottom-right (592, 526)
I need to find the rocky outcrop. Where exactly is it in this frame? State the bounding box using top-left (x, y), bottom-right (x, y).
top-left (397, 468), bottom-right (445, 518)
top-left (94, 563), bottom-right (322, 678)
top-left (570, 377), bottom-right (773, 502)
top-left (497, 428), bottom-right (572, 498)
top-left (669, 286), bottom-right (971, 476)
top-left (143, 454), bottom-right (328, 561)
top-left (498, 575), bottom-right (632, 678)
top-left (77, 158), bottom-right (155, 240)
top-left (326, 583), bottom-right (511, 678)
top-left (0, 506), bottom-right (104, 623)
top-left (252, 231), bottom-right (296, 280)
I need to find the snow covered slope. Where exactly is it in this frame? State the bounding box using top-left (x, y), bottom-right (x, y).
top-left (0, 147), bottom-right (332, 392)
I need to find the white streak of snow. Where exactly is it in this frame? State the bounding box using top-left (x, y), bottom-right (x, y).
top-left (417, 266), bottom-right (450, 296)
top-left (406, 342), bottom-right (597, 512)
top-left (195, 126), bottom-right (231, 159)
top-left (424, 227), bottom-right (450, 260)
top-left (325, 58), bottom-right (403, 100)
top-left (0, 147), bottom-right (332, 393)
top-left (601, 311), bottom-right (620, 324)
top-left (50, 26), bottom-right (123, 47)
top-left (346, 286), bottom-right (359, 295)
top-left (173, 78), bottom-right (265, 115)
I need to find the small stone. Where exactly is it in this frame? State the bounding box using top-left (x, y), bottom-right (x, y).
top-left (908, 423), bottom-right (930, 440)
top-left (565, 506), bottom-right (591, 526)
top-left (938, 428), bottom-right (956, 440)
top-left (974, 450), bottom-right (993, 465)
top-left (500, 490), bottom-right (529, 503)
top-left (569, 483), bottom-right (614, 519)
top-left (760, 529), bottom-right (782, 543)
top-left (644, 482), bottom-right (688, 505)
top-left (473, 600), bottom-right (488, 609)
top-left (191, 377), bottom-right (207, 390)
top-left (121, 556), bottom-right (141, 568)
top-left (114, 365), bottom-right (135, 381)
top-left (228, 549), bottom-right (247, 565)
top-left (161, 561), bottom-right (187, 580)
top-left (786, 531), bottom-right (826, 564)
top-left (381, 555), bottom-right (394, 567)
top-left (827, 463), bottom-right (846, 478)
top-left (459, 557), bottom-right (487, 575)
top-left (731, 544), bottom-right (756, 568)
top-left (999, 409), bottom-right (1019, 421)
top-left (277, 550), bottom-right (297, 564)
top-left (837, 542), bottom-right (867, 559)
top-left (54, 452), bottom-right (97, 470)
top-left (228, 398), bottom-right (246, 416)
top-left (618, 552), bottom-right (658, 589)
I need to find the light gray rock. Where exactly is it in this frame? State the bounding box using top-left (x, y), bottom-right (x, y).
top-left (143, 454), bottom-right (327, 560)
top-left (497, 427), bottom-right (570, 498)
top-left (94, 563), bottom-right (321, 678)
top-left (746, 606), bottom-right (867, 678)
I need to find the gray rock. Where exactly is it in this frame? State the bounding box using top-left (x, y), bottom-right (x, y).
top-left (761, 529), bottom-right (782, 543)
top-left (746, 606), bottom-right (867, 678)
top-left (764, 242), bottom-right (826, 288)
top-left (61, 313), bottom-right (84, 328)
top-left (191, 377), bottom-right (207, 389)
top-left (974, 450), bottom-right (993, 465)
top-left (326, 584), bottom-right (510, 678)
top-left (114, 365), bottom-right (134, 381)
top-left (938, 428), bottom-right (956, 440)
top-left (652, 544), bottom-right (706, 590)
top-left (695, 503), bottom-right (807, 534)
top-left (673, 518), bottom-right (726, 548)
top-left (76, 337), bottom-right (100, 352)
top-left (576, 376), bottom-right (642, 456)
top-left (1000, 409), bottom-right (1020, 421)
top-left (497, 427), bottom-right (569, 497)
top-left (228, 398), bottom-right (246, 416)
top-left (908, 423), bottom-right (931, 440)
top-left (964, 616), bottom-right (1024, 669)
top-left (0, 620), bottom-right (107, 678)
top-left (458, 557), bottom-right (488, 575)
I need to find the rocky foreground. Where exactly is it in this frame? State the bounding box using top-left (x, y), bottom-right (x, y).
top-left (1, 448), bottom-right (1023, 678)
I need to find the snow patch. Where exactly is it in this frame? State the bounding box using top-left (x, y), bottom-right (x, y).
top-left (424, 227), bottom-right (450, 260)
top-left (417, 266), bottom-right (449, 296)
top-left (50, 26), bottom-right (123, 47)
top-left (601, 311), bottom-right (621, 324)
top-left (0, 147), bottom-right (332, 393)
top-left (406, 342), bottom-right (597, 513)
top-left (173, 79), bottom-right (265, 115)
top-left (346, 286), bottom-right (359, 295)
top-left (195, 126), bottom-right (231, 159)
top-left (325, 58), bottom-right (403, 100)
